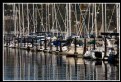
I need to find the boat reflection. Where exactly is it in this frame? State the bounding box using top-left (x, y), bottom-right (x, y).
top-left (4, 48), bottom-right (119, 80)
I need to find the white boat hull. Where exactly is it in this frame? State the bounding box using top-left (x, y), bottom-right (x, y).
top-left (84, 50), bottom-right (104, 59)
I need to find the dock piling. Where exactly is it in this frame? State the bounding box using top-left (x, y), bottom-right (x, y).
top-left (103, 35), bottom-right (108, 60)
top-left (93, 36), bottom-right (96, 50)
top-left (56, 38), bottom-right (59, 51)
top-left (44, 36), bottom-right (47, 50)
top-left (24, 36), bottom-right (25, 47)
top-left (74, 37), bottom-right (78, 54)
top-left (32, 38), bottom-right (34, 48)
top-left (59, 39), bottom-right (62, 52)
top-left (40, 39), bottom-right (42, 49)
top-left (49, 39), bottom-right (52, 53)
top-left (83, 38), bottom-right (87, 55)
top-left (36, 36), bottom-right (37, 50)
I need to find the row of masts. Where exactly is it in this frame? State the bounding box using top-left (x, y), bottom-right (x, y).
top-left (4, 3), bottom-right (120, 38)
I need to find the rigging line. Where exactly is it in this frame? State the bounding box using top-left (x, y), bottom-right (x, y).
top-left (78, 4), bottom-right (90, 36)
top-left (22, 9), bottom-right (28, 34)
top-left (51, 4), bottom-right (57, 32)
top-left (54, 4), bottom-right (57, 31)
top-left (28, 10), bottom-right (34, 24)
top-left (57, 14), bottom-right (63, 35)
top-left (54, 4), bottom-right (61, 36)
top-left (89, 4), bottom-right (101, 35)
top-left (73, 4), bottom-right (78, 35)
top-left (84, 5), bottom-right (92, 34)
top-left (37, 5), bottom-right (45, 32)
top-left (35, 4), bottom-right (38, 32)
top-left (78, 4), bottom-right (89, 20)
top-left (94, 4), bottom-right (101, 35)
top-left (36, 6), bottom-right (42, 22)
top-left (107, 5), bottom-right (116, 31)
top-left (72, 4), bottom-right (81, 36)
top-left (78, 4), bottom-right (89, 31)
top-left (56, 17), bottom-right (62, 34)
top-left (75, 5), bottom-right (82, 36)
top-left (88, 4), bottom-right (101, 36)
top-left (90, 4), bottom-right (95, 35)
top-left (16, 6), bottom-right (21, 33)
top-left (56, 4), bottom-right (63, 33)
top-left (27, 6), bottom-right (39, 33)
top-left (87, 4), bottom-right (91, 36)
top-left (77, 4), bottom-right (84, 36)
top-left (27, 10), bottom-right (35, 32)
top-left (36, 5), bottom-right (43, 30)
top-left (56, 4), bottom-right (66, 29)
top-left (55, 10), bottom-right (59, 32)
top-left (78, 24), bottom-right (82, 37)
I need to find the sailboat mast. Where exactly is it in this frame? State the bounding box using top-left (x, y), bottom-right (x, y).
top-left (94, 3), bottom-right (97, 37)
top-left (119, 4), bottom-right (120, 33)
top-left (22, 3), bottom-right (24, 36)
top-left (66, 4), bottom-right (69, 38)
top-left (102, 4), bottom-right (104, 33)
top-left (35, 5), bottom-right (37, 33)
top-left (41, 4), bottom-right (44, 32)
top-left (91, 4), bottom-right (94, 35)
top-left (116, 4), bottom-right (120, 33)
top-left (88, 4), bottom-right (91, 37)
top-left (48, 4), bottom-right (50, 32)
top-left (18, 4), bottom-right (21, 37)
top-left (3, 4), bottom-right (5, 36)
top-left (16, 6), bottom-right (18, 37)
top-left (55, 5), bottom-right (58, 37)
top-left (64, 5), bottom-right (67, 39)
top-left (104, 3), bottom-right (106, 33)
top-left (80, 4), bottom-right (83, 37)
top-left (69, 3), bottom-right (71, 36)
top-left (74, 4), bottom-right (77, 35)
top-left (33, 4), bottom-right (35, 33)
top-left (51, 4), bottom-right (54, 36)
top-left (15, 4), bottom-right (17, 36)
top-left (54, 4), bottom-right (58, 37)
top-left (13, 3), bottom-right (16, 36)
top-left (46, 4), bottom-right (47, 32)
top-left (27, 3), bottom-right (29, 35)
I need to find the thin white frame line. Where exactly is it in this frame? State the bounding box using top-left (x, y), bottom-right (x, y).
top-left (3, 3), bottom-right (120, 5)
top-left (3, 3), bottom-right (5, 81)
top-left (3, 3), bottom-right (120, 81)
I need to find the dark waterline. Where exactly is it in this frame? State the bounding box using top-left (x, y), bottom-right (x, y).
top-left (3, 47), bottom-right (119, 80)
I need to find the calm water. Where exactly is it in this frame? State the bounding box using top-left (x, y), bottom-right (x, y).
top-left (3, 47), bottom-right (119, 81)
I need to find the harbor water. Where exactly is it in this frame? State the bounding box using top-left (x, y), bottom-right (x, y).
top-left (3, 47), bottom-right (119, 80)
